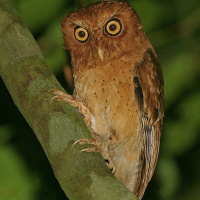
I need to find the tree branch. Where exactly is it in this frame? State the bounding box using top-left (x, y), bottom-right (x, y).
top-left (0, 0), bottom-right (137, 199)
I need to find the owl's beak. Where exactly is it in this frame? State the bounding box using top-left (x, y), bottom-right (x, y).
top-left (98, 48), bottom-right (104, 61)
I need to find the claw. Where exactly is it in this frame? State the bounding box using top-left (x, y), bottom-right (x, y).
top-left (48, 89), bottom-right (62, 104)
top-left (111, 165), bottom-right (116, 173)
top-left (50, 95), bottom-right (59, 104)
top-left (72, 138), bottom-right (116, 172)
top-left (73, 138), bottom-right (101, 153)
top-left (112, 168), bottom-right (115, 173)
top-left (72, 138), bottom-right (98, 147)
top-left (106, 160), bottom-right (116, 173)
top-left (72, 139), bottom-right (84, 147)
top-left (48, 89), bottom-right (94, 126)
top-left (80, 146), bottom-right (99, 152)
top-left (48, 89), bottom-right (55, 93)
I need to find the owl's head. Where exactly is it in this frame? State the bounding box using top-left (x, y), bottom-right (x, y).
top-left (62, 0), bottom-right (148, 70)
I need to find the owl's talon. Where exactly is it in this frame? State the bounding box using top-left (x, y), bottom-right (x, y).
top-left (72, 138), bottom-right (101, 148)
top-left (48, 89), bottom-right (94, 126)
top-left (72, 138), bottom-right (93, 147)
top-left (72, 139), bottom-right (80, 147)
top-left (106, 158), bottom-right (115, 173)
top-left (50, 95), bottom-right (59, 104)
top-left (47, 89), bottom-right (56, 93)
top-left (73, 138), bottom-right (116, 172)
top-left (111, 166), bottom-right (116, 173)
top-left (73, 138), bottom-right (102, 153)
top-left (80, 146), bottom-right (99, 152)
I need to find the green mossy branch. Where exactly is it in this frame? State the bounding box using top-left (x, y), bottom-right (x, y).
top-left (0, 0), bottom-right (137, 199)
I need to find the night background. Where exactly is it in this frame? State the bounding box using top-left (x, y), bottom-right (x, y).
top-left (0, 0), bottom-right (200, 199)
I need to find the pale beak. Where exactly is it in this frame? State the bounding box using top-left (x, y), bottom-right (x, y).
top-left (98, 48), bottom-right (104, 61)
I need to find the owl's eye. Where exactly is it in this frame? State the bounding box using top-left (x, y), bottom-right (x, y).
top-left (105, 18), bottom-right (122, 36)
top-left (74, 26), bottom-right (89, 42)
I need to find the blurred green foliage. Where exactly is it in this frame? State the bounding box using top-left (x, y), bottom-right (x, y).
top-left (0, 0), bottom-right (200, 199)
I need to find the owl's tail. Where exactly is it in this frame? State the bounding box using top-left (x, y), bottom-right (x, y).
top-left (113, 149), bottom-right (146, 199)
top-left (134, 159), bottom-right (149, 200)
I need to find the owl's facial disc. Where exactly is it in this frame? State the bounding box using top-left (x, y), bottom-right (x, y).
top-left (105, 18), bottom-right (122, 36)
top-left (74, 26), bottom-right (89, 42)
top-left (72, 18), bottom-right (122, 61)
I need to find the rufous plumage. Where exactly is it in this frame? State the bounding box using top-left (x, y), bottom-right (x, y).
top-left (50, 1), bottom-right (164, 199)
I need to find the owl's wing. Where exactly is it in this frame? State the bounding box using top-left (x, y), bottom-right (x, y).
top-left (133, 48), bottom-right (164, 199)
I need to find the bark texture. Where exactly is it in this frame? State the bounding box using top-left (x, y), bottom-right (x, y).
top-left (0, 0), bottom-right (137, 199)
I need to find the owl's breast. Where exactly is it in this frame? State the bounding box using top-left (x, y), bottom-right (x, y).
top-left (74, 58), bottom-right (141, 145)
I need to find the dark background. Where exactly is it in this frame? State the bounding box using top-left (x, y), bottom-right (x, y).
top-left (0, 0), bottom-right (200, 199)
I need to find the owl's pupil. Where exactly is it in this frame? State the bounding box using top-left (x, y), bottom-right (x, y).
top-left (109, 24), bottom-right (116, 31)
top-left (78, 31), bottom-right (85, 38)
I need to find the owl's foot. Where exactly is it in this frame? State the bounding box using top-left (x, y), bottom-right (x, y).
top-left (73, 138), bottom-right (115, 173)
top-left (49, 89), bottom-right (94, 126)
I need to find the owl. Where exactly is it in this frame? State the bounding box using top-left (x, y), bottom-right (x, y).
top-left (50, 0), bottom-right (164, 199)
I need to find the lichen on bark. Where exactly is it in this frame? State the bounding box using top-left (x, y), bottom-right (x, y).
top-left (0, 0), bottom-right (137, 199)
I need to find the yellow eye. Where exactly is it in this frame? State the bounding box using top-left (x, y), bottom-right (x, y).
top-left (74, 26), bottom-right (89, 42)
top-left (105, 18), bottom-right (122, 36)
